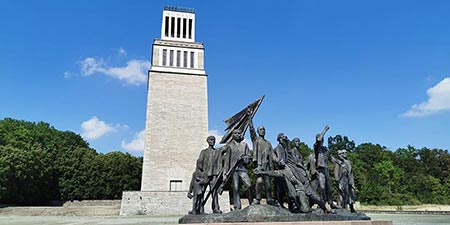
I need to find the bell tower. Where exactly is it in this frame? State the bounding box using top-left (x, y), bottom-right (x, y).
top-left (142, 6), bottom-right (208, 192)
top-left (121, 6), bottom-right (221, 216)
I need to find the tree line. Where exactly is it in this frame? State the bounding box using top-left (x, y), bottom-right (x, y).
top-left (325, 135), bottom-right (450, 205)
top-left (1, 118), bottom-right (449, 206)
top-left (0, 118), bottom-right (142, 205)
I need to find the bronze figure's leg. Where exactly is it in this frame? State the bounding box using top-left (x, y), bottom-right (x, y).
top-left (232, 172), bottom-right (241, 210)
top-left (240, 171), bottom-right (253, 206)
top-left (263, 174), bottom-right (273, 204)
top-left (255, 175), bottom-right (263, 203)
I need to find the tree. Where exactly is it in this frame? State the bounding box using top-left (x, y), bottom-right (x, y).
top-left (298, 141), bottom-right (313, 160)
top-left (0, 145), bottom-right (50, 205)
top-left (352, 143), bottom-right (392, 204)
top-left (328, 135), bottom-right (356, 155)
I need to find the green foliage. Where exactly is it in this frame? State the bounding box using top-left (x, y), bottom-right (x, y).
top-left (441, 176), bottom-right (450, 204)
top-left (324, 136), bottom-right (450, 205)
top-left (328, 135), bottom-right (356, 155)
top-left (2, 117), bottom-right (450, 206)
top-left (0, 145), bottom-right (50, 204)
top-left (0, 118), bottom-right (142, 205)
top-left (298, 142), bottom-right (313, 160)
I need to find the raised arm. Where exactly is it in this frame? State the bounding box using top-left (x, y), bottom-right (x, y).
top-left (221, 145), bottom-right (231, 175)
top-left (317, 125), bottom-right (330, 143)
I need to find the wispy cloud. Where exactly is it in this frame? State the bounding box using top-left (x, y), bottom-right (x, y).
top-left (208, 129), bottom-right (224, 146)
top-left (81, 116), bottom-right (127, 140)
top-left (401, 77), bottom-right (450, 117)
top-left (118, 47), bottom-right (127, 56)
top-left (63, 71), bottom-right (73, 79)
top-left (79, 57), bottom-right (150, 85)
top-left (80, 57), bottom-right (104, 76)
top-left (121, 129), bottom-right (145, 152)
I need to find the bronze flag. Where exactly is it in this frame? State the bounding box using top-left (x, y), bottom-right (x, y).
top-left (219, 96), bottom-right (265, 144)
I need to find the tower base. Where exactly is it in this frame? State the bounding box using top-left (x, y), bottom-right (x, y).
top-left (120, 191), bottom-right (230, 216)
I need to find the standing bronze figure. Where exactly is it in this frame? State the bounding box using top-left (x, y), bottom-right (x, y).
top-left (287, 137), bottom-right (309, 212)
top-left (314, 125), bottom-right (340, 209)
top-left (187, 159), bottom-right (209, 215)
top-left (305, 151), bottom-right (319, 207)
top-left (197, 136), bottom-right (223, 213)
top-left (249, 117), bottom-right (274, 205)
top-left (222, 129), bottom-right (254, 210)
top-left (273, 133), bottom-right (290, 208)
top-left (334, 149), bottom-right (356, 212)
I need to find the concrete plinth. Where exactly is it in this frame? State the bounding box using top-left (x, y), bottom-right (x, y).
top-left (179, 205), bottom-right (389, 224)
top-left (181, 222), bottom-right (392, 225)
top-left (120, 191), bottom-right (230, 216)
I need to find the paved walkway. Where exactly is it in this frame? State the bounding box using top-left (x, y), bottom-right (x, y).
top-left (1, 213), bottom-right (450, 225)
top-left (0, 215), bottom-right (179, 225)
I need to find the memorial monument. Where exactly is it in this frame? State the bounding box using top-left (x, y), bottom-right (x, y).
top-left (179, 100), bottom-right (389, 225)
top-left (120, 6), bottom-right (392, 225)
top-left (120, 6), bottom-right (228, 215)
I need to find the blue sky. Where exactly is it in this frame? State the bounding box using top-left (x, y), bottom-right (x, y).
top-left (1, 0), bottom-right (450, 156)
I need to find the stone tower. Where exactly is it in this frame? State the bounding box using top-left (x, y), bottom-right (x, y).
top-left (120, 6), bottom-right (227, 215)
top-left (141, 6), bottom-right (208, 192)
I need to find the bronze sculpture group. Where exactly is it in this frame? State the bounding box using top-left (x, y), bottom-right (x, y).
top-left (187, 105), bottom-right (356, 215)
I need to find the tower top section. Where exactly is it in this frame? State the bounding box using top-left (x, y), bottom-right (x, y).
top-left (161, 6), bottom-right (196, 42)
top-left (163, 6), bottom-right (194, 14)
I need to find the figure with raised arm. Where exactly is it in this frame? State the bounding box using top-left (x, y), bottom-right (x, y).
top-left (248, 112), bottom-right (274, 205)
top-left (314, 125), bottom-right (340, 209)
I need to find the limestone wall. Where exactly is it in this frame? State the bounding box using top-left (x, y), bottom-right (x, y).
top-left (141, 71), bottom-right (208, 192)
top-left (120, 191), bottom-right (230, 216)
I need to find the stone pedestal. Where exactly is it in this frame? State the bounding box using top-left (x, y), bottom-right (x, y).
top-left (179, 222), bottom-right (392, 225)
top-left (179, 205), bottom-right (392, 225)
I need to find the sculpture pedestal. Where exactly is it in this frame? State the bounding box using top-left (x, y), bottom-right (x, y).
top-left (179, 222), bottom-right (392, 225)
top-left (179, 205), bottom-right (392, 224)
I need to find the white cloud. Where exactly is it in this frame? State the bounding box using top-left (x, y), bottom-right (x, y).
top-left (79, 57), bottom-right (150, 85)
top-left (402, 77), bottom-right (450, 117)
top-left (208, 129), bottom-right (224, 145)
top-left (122, 129), bottom-right (145, 152)
top-left (81, 116), bottom-right (117, 140)
top-left (106, 60), bottom-right (150, 85)
top-left (80, 57), bottom-right (104, 76)
top-left (118, 47), bottom-right (127, 56)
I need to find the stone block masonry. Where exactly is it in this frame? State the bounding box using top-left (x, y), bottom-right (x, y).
top-left (121, 6), bottom-right (212, 216)
top-left (141, 71), bottom-right (208, 192)
top-left (120, 191), bottom-right (230, 215)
